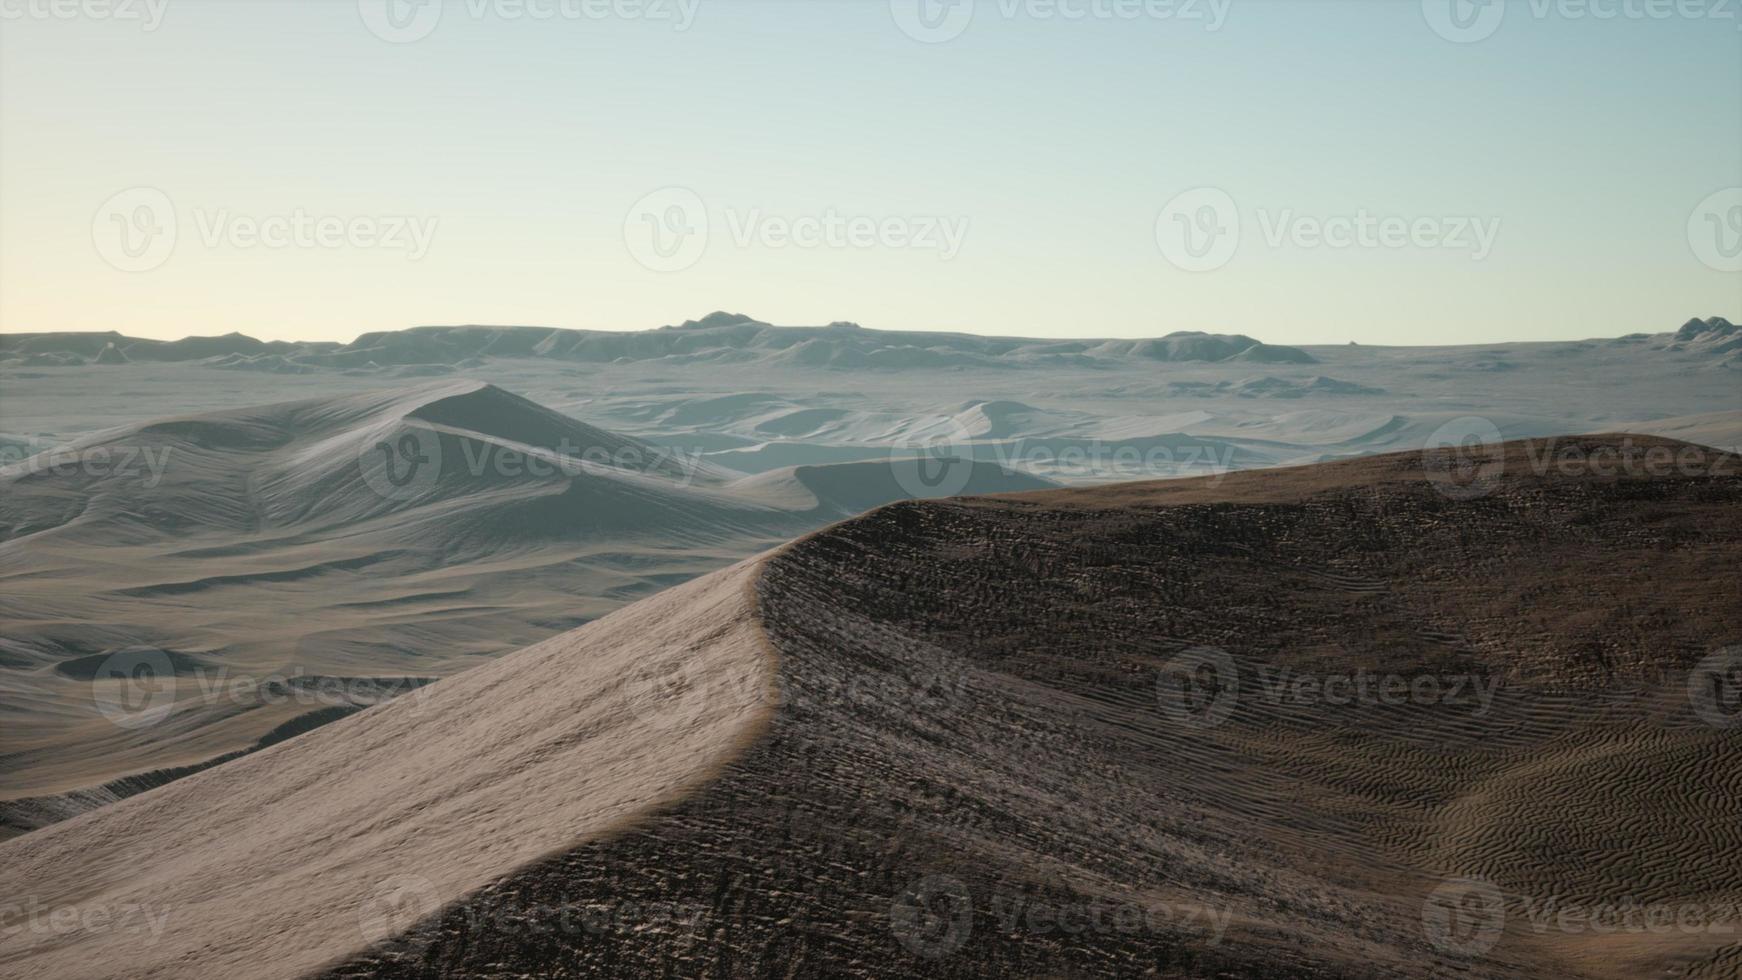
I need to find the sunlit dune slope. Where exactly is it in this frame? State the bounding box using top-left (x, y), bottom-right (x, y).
top-left (0, 559), bottom-right (777, 980)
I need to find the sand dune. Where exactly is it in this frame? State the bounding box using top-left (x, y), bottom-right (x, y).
top-left (314, 435), bottom-right (1731, 980)
top-left (0, 558), bottom-right (776, 980)
top-left (0, 383), bottom-right (1053, 808)
top-left (1613, 408), bottom-right (1742, 453)
top-left (7, 436), bottom-right (1729, 978)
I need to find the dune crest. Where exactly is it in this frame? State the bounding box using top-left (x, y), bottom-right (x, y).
top-left (316, 435), bottom-right (1740, 980)
top-left (0, 558), bottom-right (778, 980)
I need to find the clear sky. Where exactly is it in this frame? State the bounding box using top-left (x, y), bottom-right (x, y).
top-left (2, 0), bottom-right (1738, 345)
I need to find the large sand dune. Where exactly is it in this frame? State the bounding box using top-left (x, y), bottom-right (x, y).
top-left (0, 558), bottom-right (777, 980)
top-left (323, 436), bottom-right (1730, 980)
top-left (8, 436), bottom-right (1731, 978)
top-left (0, 382), bottom-right (1050, 810)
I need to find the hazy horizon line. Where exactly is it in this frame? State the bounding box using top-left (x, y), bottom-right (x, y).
top-left (7, 311), bottom-right (1737, 351)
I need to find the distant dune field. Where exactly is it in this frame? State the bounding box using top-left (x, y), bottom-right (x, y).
top-left (0, 381), bottom-right (1049, 817)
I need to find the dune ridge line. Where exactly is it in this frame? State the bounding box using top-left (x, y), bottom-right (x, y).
top-left (0, 555), bottom-right (783, 980)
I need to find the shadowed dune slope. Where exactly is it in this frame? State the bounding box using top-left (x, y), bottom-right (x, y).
top-left (0, 559), bottom-right (777, 980)
top-left (315, 435), bottom-right (1740, 980)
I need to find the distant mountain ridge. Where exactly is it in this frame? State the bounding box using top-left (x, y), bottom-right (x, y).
top-left (7, 313), bottom-right (1735, 373)
top-left (2, 313), bottom-right (1329, 371)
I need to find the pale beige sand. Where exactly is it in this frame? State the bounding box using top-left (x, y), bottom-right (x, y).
top-left (0, 557), bottom-right (777, 980)
top-left (0, 382), bottom-right (1050, 804)
top-left (1614, 408), bottom-right (1742, 452)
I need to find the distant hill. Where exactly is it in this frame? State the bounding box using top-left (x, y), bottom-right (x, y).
top-left (0, 313), bottom-right (1319, 372)
top-left (11, 314), bottom-right (1737, 376)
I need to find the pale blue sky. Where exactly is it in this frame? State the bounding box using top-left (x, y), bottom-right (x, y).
top-left (2, 0), bottom-right (1738, 344)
